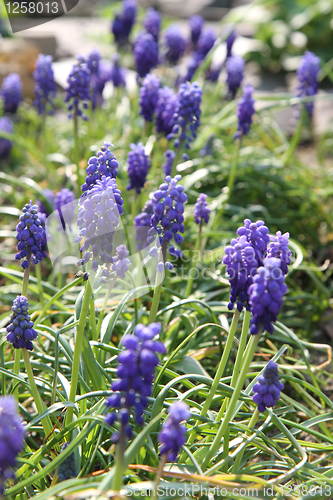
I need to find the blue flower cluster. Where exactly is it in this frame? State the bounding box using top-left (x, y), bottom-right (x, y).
top-left (76, 176), bottom-right (124, 272)
top-left (249, 257), bottom-right (288, 335)
top-left (112, 0), bottom-right (137, 47)
top-left (112, 244), bottom-right (131, 279)
top-left (267, 231), bottom-right (291, 275)
top-left (105, 323), bottom-right (165, 440)
top-left (127, 142), bottom-right (150, 193)
top-left (0, 396), bottom-right (25, 493)
top-left (149, 175), bottom-right (187, 271)
top-left (110, 54), bottom-right (126, 88)
top-left (164, 25), bottom-right (186, 64)
top-left (134, 200), bottom-right (154, 251)
top-left (197, 27), bottom-right (216, 58)
top-left (235, 84), bottom-right (255, 139)
top-left (6, 295), bottom-right (37, 351)
top-left (237, 218), bottom-right (270, 266)
top-left (226, 29), bottom-right (236, 58)
top-left (155, 86), bottom-right (179, 136)
top-left (252, 360), bottom-right (284, 412)
top-left (297, 51), bottom-right (320, 116)
top-left (189, 15), bottom-right (204, 48)
top-left (15, 201), bottom-right (45, 268)
top-left (0, 73), bottom-right (23, 114)
top-left (158, 401), bottom-right (190, 461)
top-left (194, 193), bottom-right (210, 225)
top-left (64, 56), bottom-right (91, 120)
top-left (134, 33), bottom-right (159, 78)
top-left (0, 116), bottom-right (13, 160)
top-left (170, 82), bottom-right (202, 150)
top-left (82, 142), bottom-right (119, 195)
top-left (33, 54), bottom-right (57, 115)
top-left (226, 56), bottom-right (244, 98)
top-left (162, 150), bottom-right (175, 177)
top-left (143, 8), bottom-right (161, 42)
top-left (91, 62), bottom-right (110, 109)
top-left (55, 188), bottom-right (75, 231)
top-left (87, 48), bottom-right (101, 75)
top-left (139, 73), bottom-right (160, 122)
top-left (57, 443), bottom-right (78, 482)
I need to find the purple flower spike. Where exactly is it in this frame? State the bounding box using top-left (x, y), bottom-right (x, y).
top-left (105, 323), bottom-right (165, 440)
top-left (87, 49), bottom-right (101, 75)
top-left (235, 84), bottom-right (255, 139)
top-left (249, 257), bottom-right (288, 335)
top-left (111, 0), bottom-right (137, 47)
top-left (155, 86), bottom-right (179, 137)
top-left (226, 29), bottom-right (236, 58)
top-left (110, 54), bottom-right (126, 89)
top-left (144, 8), bottom-right (161, 42)
top-left (0, 396), bottom-right (25, 493)
top-left (0, 116), bottom-right (13, 160)
top-left (0, 73), bottom-right (23, 114)
top-left (91, 62), bottom-right (111, 110)
top-left (194, 193), bottom-right (210, 225)
top-left (82, 141), bottom-right (119, 195)
top-left (65, 56), bottom-right (91, 120)
top-left (253, 360), bottom-right (284, 413)
top-left (169, 81), bottom-right (202, 149)
top-left (139, 73), bottom-right (160, 122)
top-left (297, 51), bottom-right (320, 116)
top-left (189, 15), bottom-right (204, 48)
top-left (164, 25), bottom-right (186, 65)
top-left (226, 56), bottom-right (244, 98)
top-left (134, 33), bottom-right (159, 78)
top-left (6, 296), bottom-right (37, 351)
top-left (15, 201), bottom-right (45, 268)
top-left (197, 27), bottom-right (216, 59)
top-left (267, 231), bottom-right (291, 275)
top-left (112, 244), bottom-right (131, 279)
top-left (158, 401), bottom-right (190, 461)
top-left (134, 200), bottom-right (154, 251)
top-left (33, 54), bottom-right (56, 115)
top-left (162, 150), bottom-right (175, 177)
top-left (55, 188), bottom-right (75, 231)
top-left (127, 142), bottom-right (150, 193)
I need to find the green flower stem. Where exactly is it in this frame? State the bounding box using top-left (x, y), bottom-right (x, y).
top-left (231, 407), bottom-right (260, 473)
top-left (214, 136), bottom-right (242, 225)
top-left (282, 107), bottom-right (305, 166)
top-left (148, 242), bottom-right (167, 324)
top-left (112, 424), bottom-right (126, 493)
top-left (65, 280), bottom-right (93, 430)
top-left (96, 276), bottom-right (117, 339)
top-left (172, 142), bottom-right (182, 177)
top-left (201, 332), bottom-right (261, 470)
top-left (152, 454), bottom-right (167, 500)
top-left (73, 104), bottom-right (81, 194)
top-left (35, 263), bottom-right (45, 308)
top-left (185, 221), bottom-right (202, 297)
top-left (182, 309), bottom-right (240, 459)
top-left (230, 309), bottom-right (251, 389)
top-left (22, 348), bottom-right (53, 439)
top-left (90, 297), bottom-right (97, 343)
top-left (13, 350), bottom-right (21, 400)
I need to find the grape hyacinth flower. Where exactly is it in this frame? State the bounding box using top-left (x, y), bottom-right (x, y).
top-left (76, 176), bottom-right (124, 272)
top-left (226, 29), bottom-right (236, 58)
top-left (252, 360), bottom-right (284, 413)
top-left (6, 295), bottom-right (37, 350)
top-left (235, 84), bottom-right (255, 139)
top-left (197, 27), bottom-right (216, 59)
top-left (226, 56), bottom-right (244, 98)
top-left (134, 199), bottom-right (154, 251)
top-left (87, 49), bottom-right (101, 75)
top-left (164, 25), bottom-right (186, 65)
top-left (183, 52), bottom-right (203, 83)
top-left (111, 0), bottom-right (137, 47)
top-left (297, 51), bottom-right (320, 116)
top-left (267, 231), bottom-right (291, 275)
top-left (249, 257), bottom-right (288, 335)
top-left (237, 218), bottom-right (270, 266)
top-left (91, 62), bottom-right (111, 109)
top-left (57, 443), bottom-right (78, 482)
top-left (82, 142), bottom-right (119, 195)
top-left (110, 54), bottom-right (126, 88)
top-left (15, 201), bottom-right (45, 268)
top-left (134, 33), bottom-right (159, 79)
top-left (158, 401), bottom-right (190, 461)
top-left (155, 86), bottom-right (179, 137)
top-left (162, 150), bottom-right (175, 177)
top-left (105, 323), bottom-right (165, 440)
top-left (0, 73), bottom-right (23, 114)
top-left (0, 396), bottom-right (25, 493)
top-left (143, 8), bottom-right (161, 42)
top-left (64, 56), bottom-right (91, 120)
top-left (112, 244), bottom-right (131, 279)
top-left (0, 116), bottom-right (13, 160)
top-left (55, 188), bottom-right (75, 231)
top-left (139, 73), bottom-right (160, 123)
top-left (127, 142), bottom-right (150, 193)
top-left (169, 81), bottom-right (202, 150)
top-left (189, 15), bottom-right (204, 49)
top-left (194, 193), bottom-right (210, 225)
top-left (33, 54), bottom-right (57, 115)
top-left (149, 175), bottom-right (187, 271)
